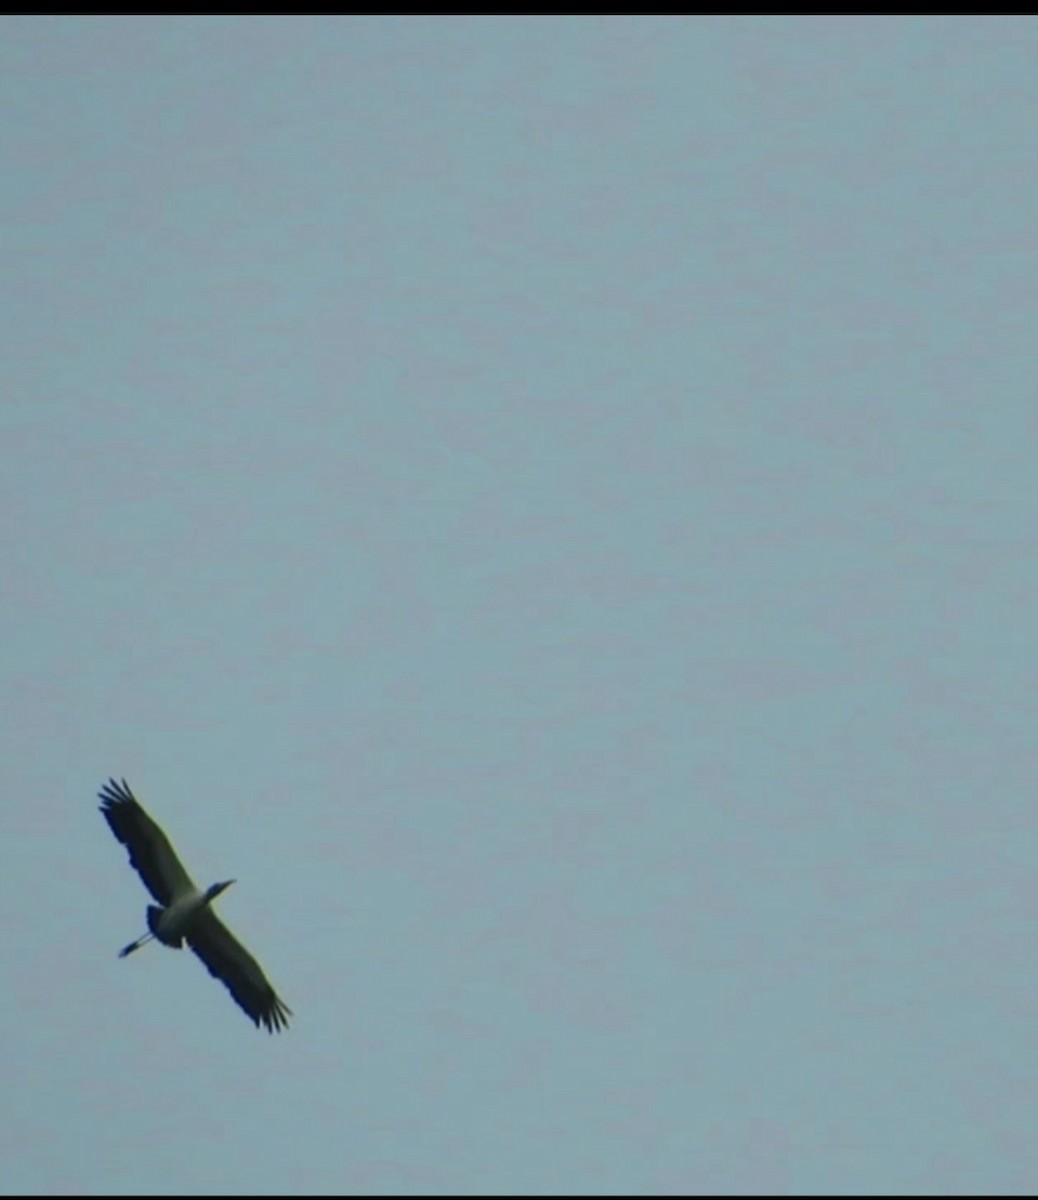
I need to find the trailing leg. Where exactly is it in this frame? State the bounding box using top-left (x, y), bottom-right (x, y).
top-left (118, 931), bottom-right (155, 958)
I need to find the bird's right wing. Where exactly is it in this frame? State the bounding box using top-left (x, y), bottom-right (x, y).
top-left (98, 778), bottom-right (197, 906)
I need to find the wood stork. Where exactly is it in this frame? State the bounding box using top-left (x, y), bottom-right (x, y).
top-left (100, 778), bottom-right (292, 1034)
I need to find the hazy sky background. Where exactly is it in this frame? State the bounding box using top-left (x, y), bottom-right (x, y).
top-left (4, 15), bottom-right (1038, 1195)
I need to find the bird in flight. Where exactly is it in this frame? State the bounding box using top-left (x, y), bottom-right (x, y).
top-left (99, 778), bottom-right (292, 1034)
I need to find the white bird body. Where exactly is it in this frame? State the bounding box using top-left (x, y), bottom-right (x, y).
top-left (149, 887), bottom-right (210, 944)
top-left (100, 778), bottom-right (292, 1034)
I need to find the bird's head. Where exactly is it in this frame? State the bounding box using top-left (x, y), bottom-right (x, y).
top-left (206, 879), bottom-right (236, 901)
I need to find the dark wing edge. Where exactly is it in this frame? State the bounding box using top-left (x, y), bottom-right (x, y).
top-left (98, 777), bottom-right (194, 906)
top-left (187, 909), bottom-right (292, 1034)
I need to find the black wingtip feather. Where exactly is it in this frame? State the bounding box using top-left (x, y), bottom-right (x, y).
top-left (99, 777), bottom-right (136, 811)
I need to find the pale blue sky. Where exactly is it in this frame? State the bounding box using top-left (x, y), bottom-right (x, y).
top-left (4, 15), bottom-right (1038, 1195)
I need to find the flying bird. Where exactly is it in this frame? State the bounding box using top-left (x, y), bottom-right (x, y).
top-left (100, 778), bottom-right (292, 1034)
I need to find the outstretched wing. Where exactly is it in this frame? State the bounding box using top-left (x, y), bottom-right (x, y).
top-left (187, 907), bottom-right (292, 1034)
top-left (98, 778), bottom-right (197, 905)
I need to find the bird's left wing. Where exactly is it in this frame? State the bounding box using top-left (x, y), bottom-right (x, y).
top-left (187, 907), bottom-right (292, 1034)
